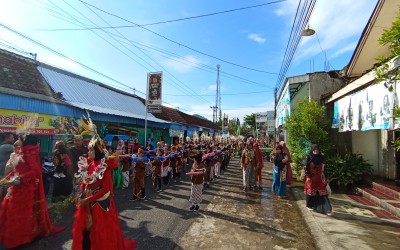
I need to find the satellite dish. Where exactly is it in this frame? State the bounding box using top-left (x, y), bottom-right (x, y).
top-left (301, 25), bottom-right (315, 36)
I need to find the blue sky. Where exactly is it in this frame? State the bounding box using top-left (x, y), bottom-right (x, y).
top-left (0, 0), bottom-right (377, 122)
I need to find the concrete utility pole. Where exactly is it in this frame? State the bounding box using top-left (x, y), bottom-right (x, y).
top-left (210, 106), bottom-right (217, 123)
top-left (216, 64), bottom-right (221, 123)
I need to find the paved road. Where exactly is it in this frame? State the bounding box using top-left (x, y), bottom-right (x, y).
top-left (18, 163), bottom-right (217, 250)
top-left (17, 158), bottom-right (314, 250)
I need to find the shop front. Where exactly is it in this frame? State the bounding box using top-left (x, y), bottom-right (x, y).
top-left (0, 108), bottom-right (83, 154)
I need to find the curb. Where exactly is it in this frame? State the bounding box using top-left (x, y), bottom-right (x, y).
top-left (290, 187), bottom-right (335, 250)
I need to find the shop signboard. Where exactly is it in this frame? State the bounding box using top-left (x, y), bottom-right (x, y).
top-left (0, 108), bottom-right (82, 135)
top-left (147, 72), bottom-right (162, 113)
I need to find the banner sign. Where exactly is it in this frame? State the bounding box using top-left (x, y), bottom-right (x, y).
top-left (267, 110), bottom-right (275, 133)
top-left (332, 80), bottom-right (396, 131)
top-left (255, 112), bottom-right (268, 123)
top-left (276, 87), bottom-right (291, 127)
top-left (0, 108), bottom-right (82, 135)
top-left (147, 72), bottom-right (162, 113)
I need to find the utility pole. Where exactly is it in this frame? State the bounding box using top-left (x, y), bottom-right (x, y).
top-left (216, 64), bottom-right (221, 123)
top-left (210, 106), bottom-right (217, 123)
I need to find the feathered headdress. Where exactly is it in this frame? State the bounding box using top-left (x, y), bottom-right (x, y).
top-left (75, 111), bottom-right (108, 184)
top-left (15, 113), bottom-right (39, 137)
top-left (80, 112), bottom-right (106, 156)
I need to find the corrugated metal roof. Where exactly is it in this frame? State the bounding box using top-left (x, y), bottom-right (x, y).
top-left (37, 63), bottom-right (167, 124)
top-left (68, 101), bottom-right (167, 123)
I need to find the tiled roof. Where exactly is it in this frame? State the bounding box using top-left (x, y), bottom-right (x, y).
top-left (0, 49), bottom-right (55, 97)
top-left (137, 98), bottom-right (220, 130)
top-left (176, 109), bottom-right (220, 130)
top-left (152, 106), bottom-right (187, 125)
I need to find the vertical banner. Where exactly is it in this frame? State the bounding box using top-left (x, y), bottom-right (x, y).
top-left (276, 87), bottom-right (291, 127)
top-left (223, 116), bottom-right (228, 127)
top-left (147, 72), bottom-right (162, 113)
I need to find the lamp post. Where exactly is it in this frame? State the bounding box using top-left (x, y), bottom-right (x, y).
top-left (301, 25), bottom-right (315, 36)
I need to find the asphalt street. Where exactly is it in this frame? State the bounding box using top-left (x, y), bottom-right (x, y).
top-left (15, 158), bottom-right (314, 250)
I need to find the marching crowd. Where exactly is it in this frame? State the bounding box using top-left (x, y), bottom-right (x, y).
top-left (0, 115), bottom-right (332, 249)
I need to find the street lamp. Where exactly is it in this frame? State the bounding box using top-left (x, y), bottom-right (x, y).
top-left (301, 25), bottom-right (315, 36)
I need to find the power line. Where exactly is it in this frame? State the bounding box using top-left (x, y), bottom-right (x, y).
top-left (76, 1), bottom-right (212, 105)
top-left (33, 0), bottom-right (271, 88)
top-left (76, 0), bottom-right (280, 75)
top-left (0, 22), bottom-right (143, 96)
top-left (164, 89), bottom-right (274, 96)
top-left (41, 0), bottom-right (288, 31)
top-left (275, 0), bottom-right (316, 94)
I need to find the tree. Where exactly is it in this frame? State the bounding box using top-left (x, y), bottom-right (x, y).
top-left (227, 118), bottom-right (238, 135)
top-left (284, 99), bottom-right (332, 174)
top-left (243, 114), bottom-right (256, 129)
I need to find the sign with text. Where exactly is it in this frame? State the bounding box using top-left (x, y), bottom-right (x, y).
top-left (255, 112), bottom-right (268, 122)
top-left (147, 72), bottom-right (162, 113)
top-left (0, 108), bottom-right (82, 135)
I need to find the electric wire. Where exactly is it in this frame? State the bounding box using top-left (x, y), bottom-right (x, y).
top-left (78, 0), bottom-right (279, 75)
top-left (40, 0), bottom-right (288, 31)
top-left (32, 0), bottom-right (271, 88)
top-left (68, 0), bottom-right (212, 105)
top-left (164, 89), bottom-right (274, 96)
top-left (275, 0), bottom-right (316, 95)
top-left (0, 22), bottom-right (147, 97)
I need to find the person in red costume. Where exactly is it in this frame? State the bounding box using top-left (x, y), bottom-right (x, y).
top-left (0, 134), bottom-right (64, 249)
top-left (72, 115), bottom-right (136, 250)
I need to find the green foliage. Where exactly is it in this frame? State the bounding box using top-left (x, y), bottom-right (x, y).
top-left (51, 195), bottom-right (72, 224)
top-left (243, 114), bottom-right (256, 129)
top-left (227, 118), bottom-right (238, 135)
top-left (327, 154), bottom-right (373, 189)
top-left (284, 99), bottom-right (332, 174)
top-left (374, 9), bottom-right (400, 150)
top-left (378, 15), bottom-right (400, 58)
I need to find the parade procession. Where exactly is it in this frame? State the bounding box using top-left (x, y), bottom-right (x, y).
top-left (1, 0), bottom-right (400, 249)
top-left (0, 113), bottom-right (239, 249)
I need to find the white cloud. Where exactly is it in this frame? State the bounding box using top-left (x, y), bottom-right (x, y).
top-left (296, 0), bottom-right (375, 61)
top-left (39, 54), bottom-right (81, 71)
top-left (329, 42), bottom-right (358, 59)
top-left (208, 84), bottom-right (227, 92)
top-left (248, 33), bottom-right (266, 44)
top-left (185, 102), bottom-right (275, 123)
top-left (275, 0), bottom-right (299, 16)
top-left (164, 55), bottom-right (201, 73)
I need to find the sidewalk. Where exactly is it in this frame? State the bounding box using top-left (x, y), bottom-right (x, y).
top-left (291, 184), bottom-right (400, 250)
top-left (178, 159), bottom-right (400, 250)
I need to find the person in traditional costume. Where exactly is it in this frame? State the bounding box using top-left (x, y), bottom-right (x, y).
top-left (188, 152), bottom-right (205, 212)
top-left (0, 133), bottom-right (64, 249)
top-left (304, 144), bottom-right (332, 215)
top-left (169, 146), bottom-right (178, 181)
top-left (161, 146), bottom-right (171, 186)
top-left (241, 141), bottom-right (258, 191)
top-left (72, 115), bottom-right (136, 250)
top-left (279, 141), bottom-right (293, 186)
top-left (130, 148), bottom-right (146, 201)
top-left (203, 146), bottom-right (213, 189)
top-left (215, 147), bottom-right (223, 178)
top-left (151, 149), bottom-right (163, 192)
top-left (253, 142), bottom-right (264, 190)
top-left (271, 145), bottom-right (289, 198)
